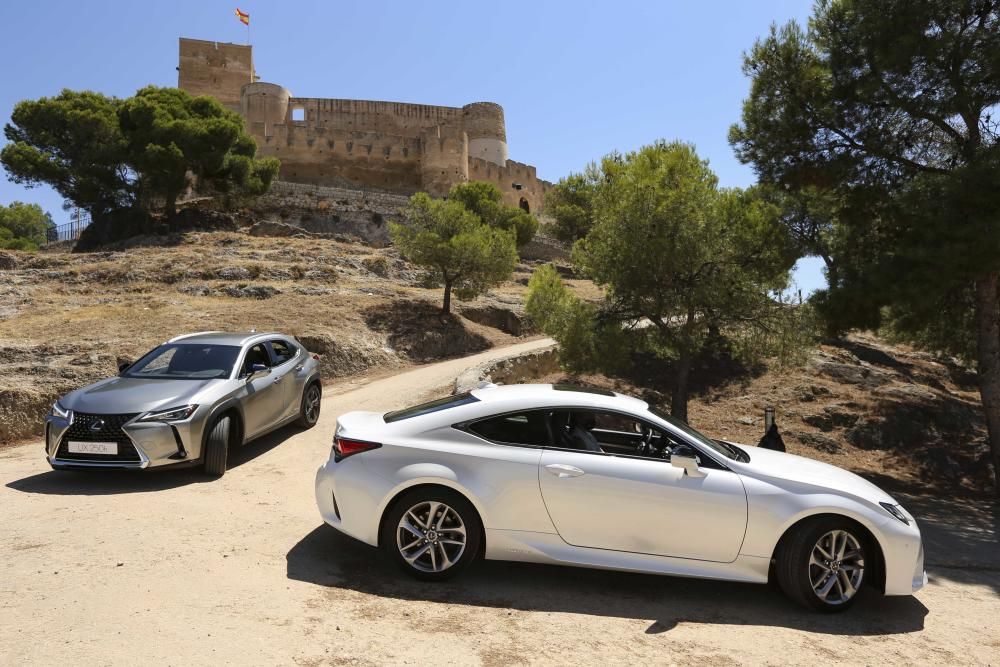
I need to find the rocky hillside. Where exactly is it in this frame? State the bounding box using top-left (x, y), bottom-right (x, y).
top-left (0, 228), bottom-right (583, 444)
top-left (530, 334), bottom-right (991, 497)
top-left (1, 226), bottom-right (990, 497)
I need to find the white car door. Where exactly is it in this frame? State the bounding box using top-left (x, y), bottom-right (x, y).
top-left (538, 412), bottom-right (748, 562)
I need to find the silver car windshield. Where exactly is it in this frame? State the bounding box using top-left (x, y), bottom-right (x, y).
top-left (124, 343), bottom-right (241, 380)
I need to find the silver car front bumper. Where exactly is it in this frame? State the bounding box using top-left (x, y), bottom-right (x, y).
top-left (45, 409), bottom-right (208, 469)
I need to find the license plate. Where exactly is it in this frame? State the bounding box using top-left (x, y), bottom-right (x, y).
top-left (67, 441), bottom-right (118, 455)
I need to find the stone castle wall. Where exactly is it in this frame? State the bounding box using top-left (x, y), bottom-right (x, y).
top-left (252, 181), bottom-right (411, 246)
top-left (178, 37), bottom-right (552, 211)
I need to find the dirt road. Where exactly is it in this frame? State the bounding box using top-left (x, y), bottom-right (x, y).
top-left (2, 339), bottom-right (999, 666)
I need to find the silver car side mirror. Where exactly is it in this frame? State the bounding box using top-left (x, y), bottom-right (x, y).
top-left (671, 448), bottom-right (707, 478)
top-left (247, 363), bottom-right (271, 381)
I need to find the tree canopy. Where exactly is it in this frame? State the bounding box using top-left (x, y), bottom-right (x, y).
top-left (2, 90), bottom-right (131, 214)
top-left (0, 201), bottom-right (54, 250)
top-left (447, 181), bottom-right (538, 247)
top-left (391, 192), bottom-right (518, 313)
top-left (543, 168), bottom-right (599, 243)
top-left (529, 141), bottom-right (798, 422)
top-left (730, 0), bottom-right (1000, 492)
top-left (2, 86), bottom-right (280, 224)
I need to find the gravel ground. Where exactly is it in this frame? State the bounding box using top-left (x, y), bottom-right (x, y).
top-left (2, 339), bottom-right (999, 666)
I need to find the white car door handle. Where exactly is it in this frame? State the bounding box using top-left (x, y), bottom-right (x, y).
top-left (545, 464), bottom-right (585, 478)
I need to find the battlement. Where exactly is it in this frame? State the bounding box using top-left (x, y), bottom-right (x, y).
top-left (177, 37), bottom-right (548, 211)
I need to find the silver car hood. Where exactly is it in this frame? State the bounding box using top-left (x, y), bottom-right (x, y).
top-left (61, 376), bottom-right (225, 415)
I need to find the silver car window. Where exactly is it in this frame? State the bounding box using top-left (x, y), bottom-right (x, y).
top-left (126, 344), bottom-right (241, 380)
top-left (269, 339), bottom-right (297, 365)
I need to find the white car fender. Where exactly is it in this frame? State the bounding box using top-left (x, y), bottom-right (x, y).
top-left (373, 467), bottom-right (494, 533)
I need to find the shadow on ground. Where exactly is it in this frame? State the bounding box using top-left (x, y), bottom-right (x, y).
top-left (5, 423), bottom-right (302, 496)
top-left (362, 299), bottom-right (491, 362)
top-left (287, 525), bottom-right (928, 635)
top-left (900, 493), bottom-right (1000, 593)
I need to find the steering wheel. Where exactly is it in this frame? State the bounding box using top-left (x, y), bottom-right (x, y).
top-left (637, 425), bottom-right (655, 456)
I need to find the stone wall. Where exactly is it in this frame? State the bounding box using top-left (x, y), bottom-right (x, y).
top-left (453, 344), bottom-right (559, 394)
top-left (252, 181), bottom-right (410, 246)
top-left (468, 157), bottom-right (552, 213)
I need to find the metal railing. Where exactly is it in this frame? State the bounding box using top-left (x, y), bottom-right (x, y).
top-left (45, 211), bottom-right (92, 243)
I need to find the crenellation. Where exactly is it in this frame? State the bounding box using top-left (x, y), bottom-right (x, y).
top-left (178, 37), bottom-right (550, 211)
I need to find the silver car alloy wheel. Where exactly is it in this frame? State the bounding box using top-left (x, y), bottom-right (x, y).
top-left (304, 385), bottom-right (321, 424)
top-left (396, 501), bottom-right (467, 573)
top-left (809, 529), bottom-right (865, 605)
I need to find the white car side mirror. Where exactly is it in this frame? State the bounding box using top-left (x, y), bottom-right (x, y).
top-left (671, 448), bottom-right (707, 478)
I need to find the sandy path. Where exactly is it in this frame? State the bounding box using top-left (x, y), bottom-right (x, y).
top-left (2, 337), bottom-right (999, 666)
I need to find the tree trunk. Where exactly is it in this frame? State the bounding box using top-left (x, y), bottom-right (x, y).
top-left (671, 351), bottom-right (692, 423)
top-left (670, 306), bottom-right (697, 423)
top-left (975, 273), bottom-right (1000, 495)
top-left (442, 279), bottom-right (453, 314)
top-left (165, 192), bottom-right (178, 220)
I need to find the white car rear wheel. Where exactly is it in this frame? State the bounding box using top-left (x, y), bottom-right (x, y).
top-left (380, 488), bottom-right (481, 581)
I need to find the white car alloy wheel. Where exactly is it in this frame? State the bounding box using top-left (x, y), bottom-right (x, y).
top-left (396, 501), bottom-right (467, 573)
top-left (809, 530), bottom-right (865, 605)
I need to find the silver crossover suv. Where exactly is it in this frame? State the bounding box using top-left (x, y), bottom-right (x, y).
top-left (45, 331), bottom-right (322, 476)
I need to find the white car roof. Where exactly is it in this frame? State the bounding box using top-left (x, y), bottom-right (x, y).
top-left (471, 383), bottom-right (648, 412)
top-left (382, 384), bottom-right (651, 433)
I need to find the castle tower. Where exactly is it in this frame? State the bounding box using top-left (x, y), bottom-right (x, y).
top-left (178, 38), bottom-right (255, 112)
top-left (420, 125), bottom-right (469, 197)
top-left (241, 82), bottom-right (291, 138)
top-left (462, 102), bottom-right (509, 167)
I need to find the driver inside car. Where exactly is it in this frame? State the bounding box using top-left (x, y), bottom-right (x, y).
top-left (562, 412), bottom-right (603, 452)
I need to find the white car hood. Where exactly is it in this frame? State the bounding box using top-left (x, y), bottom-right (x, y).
top-left (729, 444), bottom-right (897, 505)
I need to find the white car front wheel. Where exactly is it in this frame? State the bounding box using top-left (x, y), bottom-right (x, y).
top-left (777, 517), bottom-right (868, 612)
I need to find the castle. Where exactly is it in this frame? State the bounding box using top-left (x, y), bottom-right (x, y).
top-left (177, 38), bottom-right (551, 212)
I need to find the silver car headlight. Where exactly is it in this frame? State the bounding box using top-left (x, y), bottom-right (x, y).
top-left (51, 401), bottom-right (72, 420)
top-left (138, 405), bottom-right (199, 423)
top-left (879, 501), bottom-right (911, 525)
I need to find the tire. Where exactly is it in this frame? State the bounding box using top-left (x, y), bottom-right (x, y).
top-left (776, 516), bottom-right (868, 612)
top-left (202, 415), bottom-right (231, 477)
top-left (379, 487), bottom-right (482, 581)
top-left (296, 382), bottom-right (322, 429)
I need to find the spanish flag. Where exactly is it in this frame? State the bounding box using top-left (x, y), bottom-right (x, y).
top-left (235, 8), bottom-right (250, 25)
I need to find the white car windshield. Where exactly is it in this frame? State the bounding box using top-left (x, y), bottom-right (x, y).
top-left (650, 407), bottom-right (749, 462)
top-left (125, 343), bottom-right (241, 380)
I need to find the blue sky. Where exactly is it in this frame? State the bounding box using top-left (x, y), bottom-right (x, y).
top-left (0, 0), bottom-right (825, 293)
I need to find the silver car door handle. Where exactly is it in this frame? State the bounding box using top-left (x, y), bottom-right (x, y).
top-left (545, 464), bottom-right (585, 478)
top-left (295, 364), bottom-right (304, 371)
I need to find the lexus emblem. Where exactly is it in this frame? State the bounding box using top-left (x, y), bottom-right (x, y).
top-left (90, 419), bottom-right (105, 432)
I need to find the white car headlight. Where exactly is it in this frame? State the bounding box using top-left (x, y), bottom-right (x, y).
top-left (138, 405), bottom-right (199, 423)
top-left (51, 401), bottom-right (72, 420)
top-left (879, 501), bottom-right (911, 525)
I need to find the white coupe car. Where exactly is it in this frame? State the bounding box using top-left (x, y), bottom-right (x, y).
top-left (315, 383), bottom-right (925, 612)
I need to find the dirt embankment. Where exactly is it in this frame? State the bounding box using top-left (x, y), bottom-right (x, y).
top-left (0, 230), bottom-right (584, 444)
